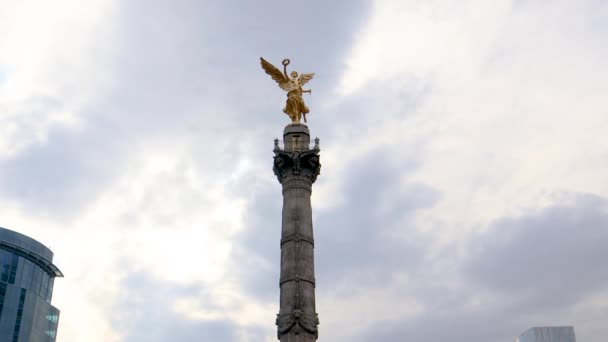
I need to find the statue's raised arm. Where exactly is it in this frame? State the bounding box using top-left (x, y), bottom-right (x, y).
top-left (260, 57), bottom-right (290, 91)
top-left (260, 57), bottom-right (315, 124)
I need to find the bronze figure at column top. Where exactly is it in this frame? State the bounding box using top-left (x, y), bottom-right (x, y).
top-left (260, 57), bottom-right (315, 124)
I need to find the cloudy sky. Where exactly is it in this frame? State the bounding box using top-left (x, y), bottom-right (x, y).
top-left (1, 0), bottom-right (607, 341)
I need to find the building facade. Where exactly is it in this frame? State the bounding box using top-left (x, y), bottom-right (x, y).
top-left (0, 227), bottom-right (63, 342)
top-left (516, 326), bottom-right (576, 342)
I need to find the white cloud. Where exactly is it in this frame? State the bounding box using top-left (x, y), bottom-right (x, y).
top-left (0, 0), bottom-right (116, 157)
top-left (340, 0), bottom-right (608, 236)
top-left (33, 144), bottom-right (253, 342)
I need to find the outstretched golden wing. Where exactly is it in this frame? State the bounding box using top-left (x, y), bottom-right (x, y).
top-left (260, 57), bottom-right (289, 91)
top-left (298, 73), bottom-right (315, 86)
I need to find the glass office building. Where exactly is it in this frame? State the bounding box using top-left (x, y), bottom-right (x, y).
top-left (516, 327), bottom-right (576, 342)
top-left (0, 227), bottom-right (63, 342)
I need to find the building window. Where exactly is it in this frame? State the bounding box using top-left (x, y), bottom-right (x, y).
top-left (12, 288), bottom-right (26, 342)
top-left (0, 282), bottom-right (6, 321)
top-left (46, 314), bottom-right (59, 324)
top-left (1, 251), bottom-right (11, 283)
top-left (46, 278), bottom-right (54, 302)
top-left (8, 254), bottom-right (18, 284)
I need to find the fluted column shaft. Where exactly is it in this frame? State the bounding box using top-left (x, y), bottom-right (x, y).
top-left (273, 124), bottom-right (320, 341)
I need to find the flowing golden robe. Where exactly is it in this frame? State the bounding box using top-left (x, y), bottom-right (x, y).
top-left (284, 89), bottom-right (309, 123)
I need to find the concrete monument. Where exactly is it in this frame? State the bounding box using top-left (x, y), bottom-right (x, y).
top-left (272, 123), bottom-right (321, 341)
top-left (263, 57), bottom-right (321, 341)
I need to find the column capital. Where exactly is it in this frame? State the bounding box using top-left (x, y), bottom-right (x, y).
top-left (273, 150), bottom-right (321, 184)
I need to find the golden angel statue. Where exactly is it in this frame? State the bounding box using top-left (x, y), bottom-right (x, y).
top-left (260, 57), bottom-right (315, 123)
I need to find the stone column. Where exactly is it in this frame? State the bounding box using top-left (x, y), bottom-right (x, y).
top-left (273, 123), bottom-right (321, 342)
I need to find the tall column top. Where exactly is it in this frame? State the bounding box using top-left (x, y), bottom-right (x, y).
top-left (283, 123), bottom-right (310, 136)
top-left (283, 124), bottom-right (311, 152)
top-left (273, 124), bottom-right (321, 184)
